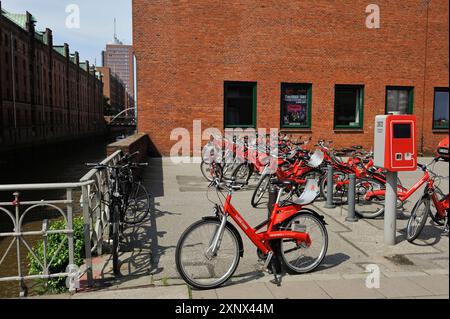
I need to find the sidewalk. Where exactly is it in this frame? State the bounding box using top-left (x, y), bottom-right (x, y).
top-left (191, 271), bottom-right (449, 299)
top-left (36, 272), bottom-right (448, 299)
top-left (37, 157), bottom-right (448, 299)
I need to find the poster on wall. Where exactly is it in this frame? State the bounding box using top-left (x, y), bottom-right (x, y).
top-left (282, 86), bottom-right (309, 127)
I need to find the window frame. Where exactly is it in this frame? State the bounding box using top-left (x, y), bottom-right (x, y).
top-left (280, 83), bottom-right (312, 129)
top-left (224, 81), bottom-right (257, 129)
top-left (432, 87), bottom-right (449, 130)
top-left (333, 84), bottom-right (365, 130)
top-left (385, 86), bottom-right (414, 115)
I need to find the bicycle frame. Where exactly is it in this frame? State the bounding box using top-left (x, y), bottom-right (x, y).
top-left (366, 170), bottom-right (430, 202)
top-left (222, 191), bottom-right (311, 255)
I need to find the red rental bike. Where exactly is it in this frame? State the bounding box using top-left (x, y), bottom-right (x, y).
top-left (405, 158), bottom-right (449, 242)
top-left (175, 178), bottom-right (328, 289)
top-left (356, 157), bottom-right (449, 219)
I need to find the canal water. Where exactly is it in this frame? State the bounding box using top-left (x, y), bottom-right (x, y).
top-left (0, 129), bottom-right (133, 298)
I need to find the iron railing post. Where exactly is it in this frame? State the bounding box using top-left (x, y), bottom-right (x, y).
top-left (81, 185), bottom-right (94, 287)
top-left (66, 188), bottom-right (75, 293)
top-left (13, 192), bottom-right (26, 297)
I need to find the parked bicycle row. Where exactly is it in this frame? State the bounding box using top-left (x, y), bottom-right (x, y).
top-left (85, 151), bottom-right (151, 275)
top-left (174, 134), bottom-right (448, 289)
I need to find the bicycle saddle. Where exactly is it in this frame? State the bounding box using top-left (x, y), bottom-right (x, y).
top-left (293, 179), bottom-right (320, 206)
top-left (270, 179), bottom-right (298, 188)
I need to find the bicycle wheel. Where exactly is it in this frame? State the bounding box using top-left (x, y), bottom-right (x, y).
top-left (111, 204), bottom-right (121, 275)
top-left (320, 171), bottom-right (349, 205)
top-left (406, 197), bottom-right (430, 242)
top-left (232, 163), bottom-right (253, 185)
top-left (279, 212), bottom-right (328, 273)
top-left (175, 219), bottom-right (241, 289)
top-left (354, 178), bottom-right (386, 219)
top-left (123, 182), bottom-right (151, 225)
top-left (200, 161), bottom-right (223, 182)
top-left (430, 187), bottom-right (446, 226)
top-left (251, 174), bottom-right (271, 208)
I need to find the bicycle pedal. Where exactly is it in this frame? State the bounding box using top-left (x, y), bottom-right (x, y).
top-left (263, 252), bottom-right (274, 271)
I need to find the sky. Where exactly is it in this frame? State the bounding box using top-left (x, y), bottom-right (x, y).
top-left (1, 0), bottom-right (133, 66)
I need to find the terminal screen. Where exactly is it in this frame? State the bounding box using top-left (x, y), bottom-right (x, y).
top-left (393, 123), bottom-right (411, 139)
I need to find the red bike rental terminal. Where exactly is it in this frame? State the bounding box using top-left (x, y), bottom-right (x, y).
top-left (374, 114), bottom-right (418, 245)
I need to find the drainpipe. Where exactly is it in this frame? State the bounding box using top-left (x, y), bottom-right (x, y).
top-left (420, 0), bottom-right (430, 155)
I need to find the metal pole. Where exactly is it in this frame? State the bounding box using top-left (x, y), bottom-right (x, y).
top-left (384, 171), bottom-right (398, 245)
top-left (13, 192), bottom-right (26, 297)
top-left (325, 165), bottom-right (336, 209)
top-left (268, 184), bottom-right (277, 220)
top-left (66, 189), bottom-right (75, 283)
top-left (81, 185), bottom-right (94, 286)
top-left (346, 174), bottom-right (358, 222)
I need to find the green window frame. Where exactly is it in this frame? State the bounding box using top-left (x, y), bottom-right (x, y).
top-left (280, 83), bottom-right (312, 129)
top-left (433, 87), bottom-right (449, 130)
top-left (224, 81), bottom-right (257, 128)
top-left (334, 85), bottom-right (364, 129)
top-left (385, 86), bottom-right (414, 115)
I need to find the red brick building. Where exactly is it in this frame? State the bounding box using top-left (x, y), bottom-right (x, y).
top-left (0, 3), bottom-right (105, 152)
top-left (97, 66), bottom-right (127, 114)
top-left (133, 0), bottom-right (449, 156)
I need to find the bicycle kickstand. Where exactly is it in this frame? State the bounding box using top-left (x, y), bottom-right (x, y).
top-left (443, 217), bottom-right (449, 234)
top-left (270, 262), bottom-right (282, 287)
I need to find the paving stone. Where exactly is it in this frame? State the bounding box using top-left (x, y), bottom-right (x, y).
top-left (415, 295), bottom-right (449, 299)
top-left (192, 289), bottom-right (219, 299)
top-left (266, 280), bottom-right (330, 299)
top-left (215, 282), bottom-right (274, 299)
top-left (376, 277), bottom-right (434, 298)
top-left (73, 285), bottom-right (189, 299)
top-left (408, 275), bottom-right (449, 296)
top-left (315, 278), bottom-right (385, 299)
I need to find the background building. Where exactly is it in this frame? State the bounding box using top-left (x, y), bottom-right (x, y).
top-left (133, 0), bottom-right (449, 156)
top-left (96, 66), bottom-right (127, 115)
top-left (102, 39), bottom-right (135, 101)
top-left (0, 2), bottom-right (105, 152)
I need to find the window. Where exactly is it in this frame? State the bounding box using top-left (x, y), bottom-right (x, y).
top-left (224, 81), bottom-right (256, 128)
top-left (433, 88), bottom-right (449, 129)
top-left (281, 83), bottom-right (312, 128)
top-left (334, 85), bottom-right (364, 129)
top-left (386, 86), bottom-right (414, 114)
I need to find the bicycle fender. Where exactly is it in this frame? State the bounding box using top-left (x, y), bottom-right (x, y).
top-left (295, 208), bottom-right (328, 226)
top-left (202, 216), bottom-right (244, 257)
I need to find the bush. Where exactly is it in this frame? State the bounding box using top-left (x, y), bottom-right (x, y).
top-left (27, 216), bottom-right (85, 294)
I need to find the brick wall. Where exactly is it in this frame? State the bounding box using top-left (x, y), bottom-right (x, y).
top-left (133, 0), bottom-right (449, 156)
top-left (0, 2), bottom-right (106, 151)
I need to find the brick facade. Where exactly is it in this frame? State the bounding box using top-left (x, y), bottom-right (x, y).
top-left (133, 0), bottom-right (448, 156)
top-left (97, 66), bottom-right (127, 114)
top-left (0, 2), bottom-right (105, 152)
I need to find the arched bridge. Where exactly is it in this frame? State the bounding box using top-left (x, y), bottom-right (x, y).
top-left (106, 108), bottom-right (137, 127)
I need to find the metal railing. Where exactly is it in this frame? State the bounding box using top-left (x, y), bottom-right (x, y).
top-left (0, 150), bottom-right (123, 297)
